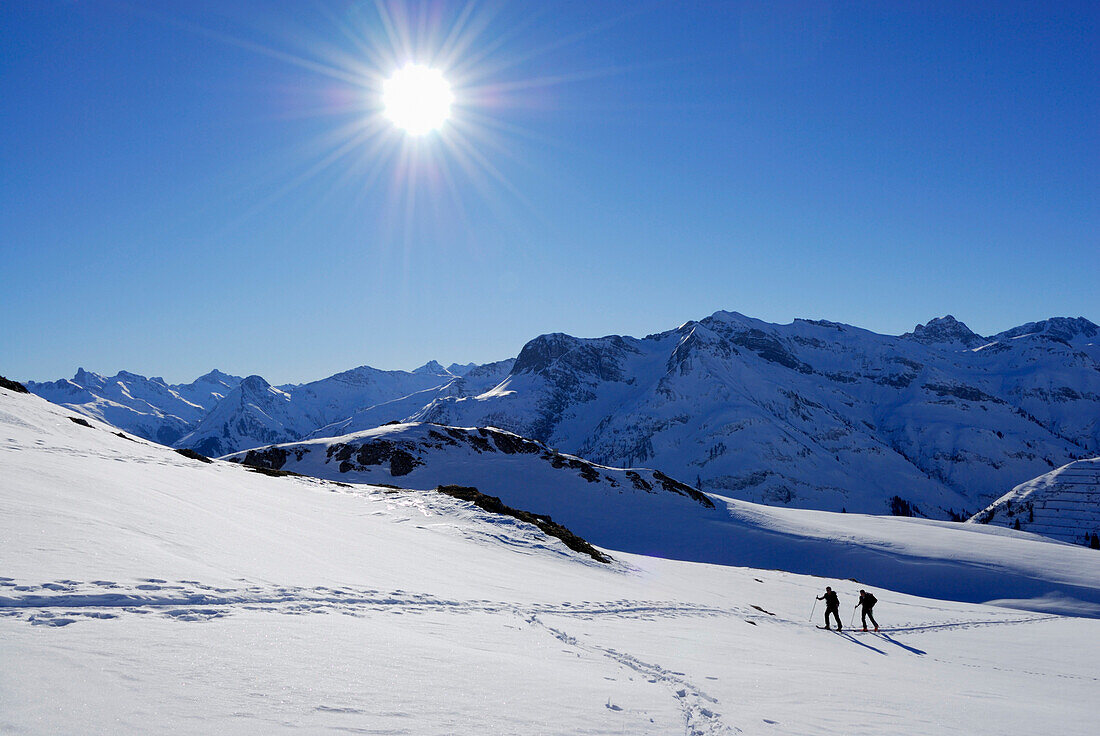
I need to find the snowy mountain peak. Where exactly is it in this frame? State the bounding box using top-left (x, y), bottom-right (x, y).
top-left (902, 315), bottom-right (986, 348)
top-left (239, 374), bottom-right (275, 395)
top-left (193, 369), bottom-right (237, 384)
top-left (72, 367), bottom-right (104, 387)
top-left (511, 333), bottom-right (585, 375)
top-left (992, 317), bottom-right (1099, 346)
top-left (412, 360), bottom-right (449, 375)
top-left (446, 362), bottom-right (478, 376)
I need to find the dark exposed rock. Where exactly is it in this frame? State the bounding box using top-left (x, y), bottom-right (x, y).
top-left (389, 449), bottom-right (420, 476)
top-left (889, 495), bottom-right (921, 517)
top-left (323, 439), bottom-right (423, 476)
top-left (435, 485), bottom-right (612, 564)
top-left (652, 470), bottom-right (716, 508)
top-left (427, 429), bottom-right (460, 447)
top-left (625, 471), bottom-right (653, 492)
top-left (923, 383), bottom-right (1002, 403)
top-left (489, 430), bottom-right (541, 455)
top-left (327, 443), bottom-right (354, 462)
top-left (0, 376), bottom-right (29, 393)
top-left (355, 442), bottom-right (391, 466)
top-left (68, 416), bottom-right (92, 428)
top-left (175, 448), bottom-right (213, 463)
top-left (729, 329), bottom-right (813, 373)
top-left (873, 373), bottom-right (915, 389)
top-left (244, 465), bottom-right (306, 479)
top-left (241, 446), bottom-right (289, 471)
top-left (576, 462), bottom-right (600, 483)
top-left (467, 429), bottom-right (494, 453)
top-left (902, 316), bottom-right (985, 348)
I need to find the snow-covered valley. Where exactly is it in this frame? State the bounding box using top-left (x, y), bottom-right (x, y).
top-left (3, 386), bottom-right (1098, 735)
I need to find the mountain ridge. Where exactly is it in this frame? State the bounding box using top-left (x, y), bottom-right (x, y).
top-left (22, 311), bottom-right (1099, 517)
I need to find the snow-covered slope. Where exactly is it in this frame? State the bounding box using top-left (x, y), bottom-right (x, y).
top-left (413, 312), bottom-right (1100, 517)
top-left (971, 457), bottom-right (1100, 545)
top-left (4, 383), bottom-right (1100, 735)
top-left (223, 422), bottom-right (1100, 612)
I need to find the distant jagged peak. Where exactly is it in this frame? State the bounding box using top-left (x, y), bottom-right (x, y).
top-left (114, 369), bottom-right (150, 383)
top-left (238, 374), bottom-right (275, 394)
top-left (73, 367), bottom-right (105, 386)
top-left (699, 309), bottom-right (757, 330)
top-left (192, 368), bottom-right (240, 384)
top-left (512, 333), bottom-right (585, 374)
top-left (793, 317), bottom-right (851, 331)
top-left (511, 332), bottom-right (637, 378)
top-left (446, 362), bottom-right (478, 376)
top-left (992, 317), bottom-right (1099, 345)
top-left (902, 315), bottom-right (985, 348)
top-left (412, 360), bottom-right (449, 375)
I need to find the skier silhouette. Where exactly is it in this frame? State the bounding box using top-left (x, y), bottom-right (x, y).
top-left (856, 590), bottom-right (879, 631)
top-left (817, 586), bottom-right (841, 630)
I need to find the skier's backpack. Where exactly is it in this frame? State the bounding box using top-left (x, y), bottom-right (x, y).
top-left (865, 593), bottom-right (877, 606)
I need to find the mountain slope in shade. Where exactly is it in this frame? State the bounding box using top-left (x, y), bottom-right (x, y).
top-left (412, 312), bottom-right (1100, 518)
top-left (971, 457), bottom-right (1100, 545)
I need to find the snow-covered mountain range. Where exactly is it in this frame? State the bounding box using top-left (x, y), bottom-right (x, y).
top-left (413, 313), bottom-right (1100, 517)
top-left (23, 312), bottom-right (1100, 518)
top-left (26, 360), bottom-right (514, 458)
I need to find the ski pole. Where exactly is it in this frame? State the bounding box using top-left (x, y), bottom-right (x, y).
top-left (850, 608), bottom-right (857, 627)
top-left (809, 598), bottom-right (818, 622)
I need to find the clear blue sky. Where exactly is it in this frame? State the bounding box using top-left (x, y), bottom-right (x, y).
top-left (2, 0), bottom-right (1097, 384)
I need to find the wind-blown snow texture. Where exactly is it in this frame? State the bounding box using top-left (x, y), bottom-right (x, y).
top-left (3, 386), bottom-right (1099, 735)
top-left (25, 313), bottom-right (1100, 517)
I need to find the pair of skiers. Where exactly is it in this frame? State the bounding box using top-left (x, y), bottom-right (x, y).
top-left (816, 587), bottom-right (879, 631)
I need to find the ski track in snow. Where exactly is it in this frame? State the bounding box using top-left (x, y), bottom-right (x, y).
top-left (526, 612), bottom-right (740, 735)
top-left (0, 578), bottom-right (732, 624)
top-left (3, 576), bottom-right (1082, 735)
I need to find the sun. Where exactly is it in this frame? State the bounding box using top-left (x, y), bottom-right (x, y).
top-left (382, 64), bottom-right (454, 136)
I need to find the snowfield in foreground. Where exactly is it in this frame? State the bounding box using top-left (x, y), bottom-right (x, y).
top-left (2, 387), bottom-right (1098, 735)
